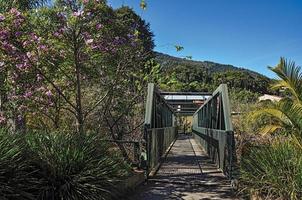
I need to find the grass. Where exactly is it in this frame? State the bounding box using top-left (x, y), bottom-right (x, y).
top-left (0, 128), bottom-right (131, 200)
top-left (240, 139), bottom-right (302, 200)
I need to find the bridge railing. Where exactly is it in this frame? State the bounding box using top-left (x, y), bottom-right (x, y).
top-left (144, 83), bottom-right (178, 175)
top-left (192, 84), bottom-right (236, 179)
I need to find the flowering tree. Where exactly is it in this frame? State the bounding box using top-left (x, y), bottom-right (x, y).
top-left (0, 0), bottom-right (154, 134)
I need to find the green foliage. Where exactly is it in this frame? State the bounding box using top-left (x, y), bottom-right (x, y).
top-left (241, 58), bottom-right (302, 199)
top-left (240, 140), bottom-right (302, 200)
top-left (174, 45), bottom-right (184, 52)
top-left (0, 0), bottom-right (49, 12)
top-left (0, 128), bottom-right (37, 199)
top-left (0, 129), bottom-right (131, 199)
top-left (156, 52), bottom-right (272, 93)
top-left (248, 58), bottom-right (302, 137)
top-left (140, 0), bottom-right (147, 10)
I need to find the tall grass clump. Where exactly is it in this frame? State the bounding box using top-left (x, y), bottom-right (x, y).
top-left (240, 140), bottom-right (302, 200)
top-left (0, 128), bottom-right (38, 199)
top-left (0, 128), bottom-right (131, 200)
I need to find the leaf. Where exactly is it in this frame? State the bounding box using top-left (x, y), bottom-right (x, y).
top-left (140, 0), bottom-right (147, 10)
top-left (175, 45), bottom-right (184, 52)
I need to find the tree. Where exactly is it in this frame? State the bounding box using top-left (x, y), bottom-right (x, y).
top-left (248, 58), bottom-right (302, 145)
top-left (0, 0), bottom-right (49, 12)
top-left (0, 1), bottom-right (152, 135)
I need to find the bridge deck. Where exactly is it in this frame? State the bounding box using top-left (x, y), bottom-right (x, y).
top-left (130, 134), bottom-right (237, 200)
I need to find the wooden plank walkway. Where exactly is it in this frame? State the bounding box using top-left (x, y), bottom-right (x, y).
top-left (129, 134), bottom-right (237, 200)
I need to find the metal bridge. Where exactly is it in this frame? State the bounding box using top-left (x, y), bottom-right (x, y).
top-left (132, 83), bottom-right (237, 199)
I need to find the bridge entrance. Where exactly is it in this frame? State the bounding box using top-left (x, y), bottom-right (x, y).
top-left (135, 83), bottom-right (237, 199)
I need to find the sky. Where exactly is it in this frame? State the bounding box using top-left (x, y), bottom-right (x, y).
top-left (107, 0), bottom-right (302, 78)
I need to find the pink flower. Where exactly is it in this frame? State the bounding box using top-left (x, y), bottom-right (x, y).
top-left (83, 0), bottom-right (89, 4)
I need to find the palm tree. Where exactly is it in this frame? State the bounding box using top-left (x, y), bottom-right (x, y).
top-left (249, 58), bottom-right (302, 144)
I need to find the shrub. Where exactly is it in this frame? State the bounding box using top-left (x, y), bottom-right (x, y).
top-left (240, 139), bottom-right (302, 200)
top-left (0, 128), bottom-right (37, 199)
top-left (28, 132), bottom-right (131, 200)
top-left (0, 129), bottom-right (131, 200)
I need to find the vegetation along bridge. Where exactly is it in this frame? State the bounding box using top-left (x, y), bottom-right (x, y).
top-left (129, 83), bottom-right (237, 199)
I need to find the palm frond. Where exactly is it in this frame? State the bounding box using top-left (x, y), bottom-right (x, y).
top-left (269, 57), bottom-right (302, 103)
top-left (259, 124), bottom-right (283, 135)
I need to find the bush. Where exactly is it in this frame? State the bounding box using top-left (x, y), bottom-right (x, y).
top-left (240, 139), bottom-right (302, 200)
top-left (0, 129), bottom-right (131, 200)
top-left (0, 128), bottom-right (37, 199)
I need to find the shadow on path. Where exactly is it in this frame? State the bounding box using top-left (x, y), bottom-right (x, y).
top-left (127, 134), bottom-right (238, 200)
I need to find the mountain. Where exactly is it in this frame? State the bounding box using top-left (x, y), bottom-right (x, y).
top-left (155, 52), bottom-right (267, 78)
top-left (155, 52), bottom-right (272, 94)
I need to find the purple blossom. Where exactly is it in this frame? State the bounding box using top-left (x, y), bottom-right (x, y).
top-left (38, 44), bottom-right (47, 51)
top-left (24, 91), bottom-right (33, 98)
top-left (30, 33), bottom-right (39, 42)
top-left (96, 23), bottom-right (103, 30)
top-left (10, 8), bottom-right (21, 17)
top-left (36, 74), bottom-right (43, 81)
top-left (0, 114), bottom-right (6, 124)
top-left (83, 0), bottom-right (89, 4)
top-left (17, 115), bottom-right (23, 121)
top-left (54, 32), bottom-right (60, 37)
top-left (73, 10), bottom-right (84, 17)
top-left (82, 32), bottom-right (91, 40)
top-left (26, 52), bottom-right (32, 58)
top-left (15, 31), bottom-right (22, 37)
top-left (0, 62), bottom-right (4, 67)
top-left (45, 90), bottom-right (52, 97)
top-left (2, 42), bottom-right (16, 52)
top-left (85, 38), bottom-right (94, 45)
top-left (0, 30), bottom-right (9, 39)
top-left (57, 12), bottom-right (66, 21)
top-left (22, 40), bottom-right (30, 47)
top-left (0, 14), bottom-right (5, 22)
top-left (16, 63), bottom-right (24, 69)
top-left (13, 18), bottom-right (24, 27)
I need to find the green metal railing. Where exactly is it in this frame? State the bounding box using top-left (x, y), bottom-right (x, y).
top-left (144, 83), bottom-right (178, 175)
top-left (146, 127), bottom-right (177, 172)
top-left (192, 84), bottom-right (236, 179)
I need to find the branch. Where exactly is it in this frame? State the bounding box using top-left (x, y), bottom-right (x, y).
top-left (83, 90), bottom-right (109, 119)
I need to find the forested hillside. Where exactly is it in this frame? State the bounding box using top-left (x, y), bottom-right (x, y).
top-left (155, 52), bottom-right (272, 96)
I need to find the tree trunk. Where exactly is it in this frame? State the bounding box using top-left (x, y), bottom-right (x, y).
top-left (73, 32), bottom-right (84, 135)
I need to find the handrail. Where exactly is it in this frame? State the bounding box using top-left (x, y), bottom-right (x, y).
top-left (192, 84), bottom-right (236, 179)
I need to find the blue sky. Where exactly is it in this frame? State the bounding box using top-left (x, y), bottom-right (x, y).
top-left (108, 0), bottom-right (302, 78)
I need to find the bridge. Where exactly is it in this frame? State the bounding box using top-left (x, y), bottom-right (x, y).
top-left (127, 83), bottom-right (237, 199)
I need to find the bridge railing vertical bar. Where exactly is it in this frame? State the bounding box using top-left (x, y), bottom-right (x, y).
top-left (144, 83), bottom-right (178, 176)
top-left (192, 84), bottom-right (236, 179)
